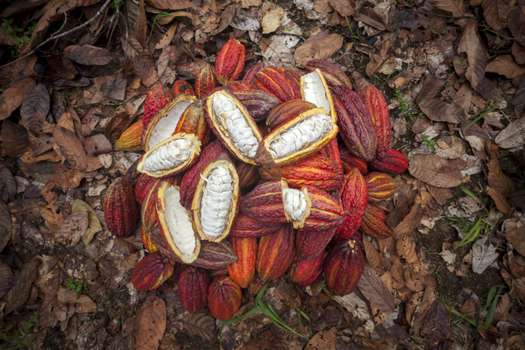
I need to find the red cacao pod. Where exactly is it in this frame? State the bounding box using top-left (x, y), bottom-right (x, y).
top-left (290, 253), bottom-right (325, 286)
top-left (131, 253), bottom-right (174, 291)
top-left (359, 84), bottom-right (392, 155)
top-left (103, 177), bottom-right (139, 237)
top-left (208, 276), bottom-right (242, 320)
top-left (215, 38), bottom-right (246, 83)
top-left (324, 238), bottom-right (365, 295)
top-left (336, 168), bottom-right (368, 240)
top-left (360, 205), bottom-right (393, 239)
top-left (177, 266), bottom-right (209, 312)
top-left (370, 148), bottom-right (409, 175)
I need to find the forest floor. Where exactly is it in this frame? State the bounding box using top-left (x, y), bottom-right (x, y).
top-left (0, 0), bottom-right (524, 349)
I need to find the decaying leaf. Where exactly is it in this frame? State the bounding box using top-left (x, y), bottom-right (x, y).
top-left (305, 327), bottom-right (336, 350)
top-left (261, 2), bottom-right (285, 34)
top-left (5, 258), bottom-right (40, 314)
top-left (55, 211), bottom-right (89, 246)
top-left (0, 200), bottom-right (11, 252)
top-left (408, 154), bottom-right (466, 188)
top-left (146, 0), bottom-right (193, 10)
top-left (457, 21), bottom-right (487, 92)
top-left (135, 296), bottom-right (166, 350)
top-left (416, 75), bottom-right (462, 124)
top-left (495, 117), bottom-right (525, 149)
top-left (486, 55), bottom-right (525, 79)
top-left (180, 312), bottom-right (217, 342)
top-left (504, 218), bottom-right (525, 257)
top-left (328, 0), bottom-right (355, 17)
top-left (358, 266), bottom-right (395, 314)
top-left (294, 31), bottom-right (344, 66)
top-left (20, 83), bottom-right (50, 134)
top-left (52, 126), bottom-right (88, 170)
top-left (72, 199), bottom-right (103, 245)
top-left (471, 236), bottom-right (498, 274)
top-left (432, 0), bottom-right (465, 17)
top-left (365, 36), bottom-right (392, 76)
top-left (64, 45), bottom-right (113, 66)
top-left (1, 120), bottom-right (29, 157)
top-left (0, 78), bottom-right (36, 120)
top-left (482, 0), bottom-right (512, 31)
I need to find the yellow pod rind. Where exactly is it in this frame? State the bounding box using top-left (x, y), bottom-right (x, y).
top-left (300, 69), bottom-right (337, 123)
top-left (281, 180), bottom-right (312, 230)
top-left (191, 160), bottom-right (240, 242)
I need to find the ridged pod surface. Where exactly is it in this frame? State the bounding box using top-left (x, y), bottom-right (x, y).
top-left (229, 214), bottom-right (282, 238)
top-left (290, 252), bottom-right (325, 286)
top-left (324, 238), bottom-right (365, 295)
top-left (266, 99), bottom-right (315, 130)
top-left (134, 173), bottom-right (158, 204)
top-left (208, 276), bottom-right (242, 320)
top-left (305, 59), bottom-right (352, 88)
top-left (142, 83), bottom-right (170, 128)
top-left (190, 241), bottom-right (237, 271)
top-left (255, 67), bottom-right (301, 102)
top-left (215, 38), bottom-right (246, 83)
top-left (103, 177), bottom-right (139, 237)
top-left (131, 253), bottom-right (174, 291)
top-left (257, 225), bottom-right (295, 281)
top-left (177, 266), bottom-right (209, 312)
top-left (227, 84), bottom-right (280, 122)
top-left (175, 100), bottom-right (208, 143)
top-left (370, 148), bottom-right (409, 175)
top-left (359, 84), bottom-right (392, 156)
top-left (360, 205), bottom-right (393, 239)
top-left (295, 228), bottom-right (336, 259)
top-left (115, 120), bottom-right (143, 151)
top-left (366, 172), bottom-right (396, 202)
top-left (336, 168), bottom-right (368, 240)
top-left (195, 63), bottom-right (217, 99)
top-left (340, 148), bottom-right (368, 175)
top-left (227, 237), bottom-right (256, 288)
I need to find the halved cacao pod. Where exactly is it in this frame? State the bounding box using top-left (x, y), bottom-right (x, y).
top-left (266, 99), bottom-right (315, 130)
top-left (141, 226), bottom-right (158, 253)
top-left (300, 69), bottom-right (336, 122)
top-left (257, 225), bottom-right (295, 281)
top-left (143, 94), bottom-right (196, 151)
top-left (192, 160), bottom-right (239, 242)
top-left (156, 182), bottom-right (201, 263)
top-left (227, 237), bottom-right (256, 288)
top-left (131, 253), bottom-right (174, 291)
top-left (180, 141), bottom-right (230, 209)
top-left (305, 59), bottom-right (352, 88)
top-left (206, 90), bottom-right (263, 165)
top-left (137, 133), bottom-right (201, 178)
top-left (256, 108), bottom-right (338, 166)
top-left (230, 214), bottom-right (282, 238)
top-left (177, 266), bottom-right (208, 312)
top-left (324, 238), bottom-right (365, 295)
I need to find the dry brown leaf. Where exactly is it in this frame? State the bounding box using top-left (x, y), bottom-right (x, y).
top-left (365, 36), bottom-right (392, 76)
top-left (457, 21), bottom-right (487, 92)
top-left (495, 117), bottom-right (525, 149)
top-left (0, 200), bottom-right (11, 252)
top-left (504, 218), bottom-right (525, 257)
top-left (145, 0), bottom-right (193, 10)
top-left (511, 43), bottom-right (525, 65)
top-left (486, 55), bottom-right (525, 79)
top-left (135, 296), bottom-right (166, 350)
top-left (305, 327), bottom-right (336, 350)
top-left (133, 55), bottom-right (159, 87)
top-left (261, 3), bottom-right (285, 34)
top-left (64, 45), bottom-right (113, 66)
top-left (180, 312), bottom-right (217, 342)
top-left (487, 143), bottom-right (515, 195)
top-left (408, 154), bottom-right (466, 188)
top-left (155, 24), bottom-right (177, 50)
top-left (294, 31), bottom-right (344, 66)
top-left (71, 199), bottom-right (102, 245)
top-left (20, 83), bottom-right (50, 134)
top-left (363, 237), bottom-right (383, 272)
top-left (0, 165), bottom-right (16, 202)
top-left (55, 212), bottom-right (88, 246)
top-left (416, 75), bottom-right (462, 124)
top-left (396, 235), bottom-right (418, 264)
top-left (487, 187), bottom-right (512, 215)
top-left (52, 126), bottom-right (88, 171)
top-left (432, 0), bottom-right (465, 17)
top-left (4, 258), bottom-right (40, 314)
top-left (83, 134), bottom-right (112, 155)
top-left (328, 0), bottom-right (355, 17)
top-left (482, 0), bottom-right (512, 31)
top-left (127, 0), bottom-right (147, 48)
top-left (1, 120), bottom-right (29, 157)
top-left (0, 78), bottom-right (36, 120)
top-left (212, 3), bottom-right (237, 35)
top-left (357, 266), bottom-right (395, 314)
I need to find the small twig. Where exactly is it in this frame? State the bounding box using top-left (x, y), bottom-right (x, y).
top-left (0, 0), bottom-right (112, 69)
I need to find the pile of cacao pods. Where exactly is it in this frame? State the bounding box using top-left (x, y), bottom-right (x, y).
top-left (106, 38), bottom-right (409, 320)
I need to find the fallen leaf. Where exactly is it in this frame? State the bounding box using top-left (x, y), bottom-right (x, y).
top-left (71, 199), bottom-right (102, 245)
top-left (0, 165), bottom-right (16, 202)
top-left (212, 3), bottom-right (237, 35)
top-left (471, 236), bottom-right (498, 274)
top-left (262, 34), bottom-right (300, 65)
top-left (133, 55), bottom-right (159, 87)
top-left (127, 0), bottom-right (147, 47)
top-left (357, 266), bottom-right (395, 314)
top-left (396, 235), bottom-right (418, 264)
top-left (64, 45), bottom-right (113, 66)
top-left (135, 296), bottom-right (166, 350)
top-left (432, 0), bottom-right (465, 17)
top-left (408, 154), bottom-right (466, 188)
top-left (145, 0), bottom-right (193, 10)
top-left (294, 31), bottom-right (344, 66)
top-left (155, 24), bottom-right (177, 50)
top-left (365, 36), bottom-right (392, 76)
top-left (512, 43), bottom-right (525, 65)
top-left (0, 78), bottom-right (36, 120)
top-left (0, 200), bottom-right (11, 252)
top-left (180, 312), bottom-right (217, 342)
top-left (416, 75), bottom-right (462, 124)
top-left (231, 10), bottom-right (260, 31)
top-left (363, 237), bottom-right (383, 272)
top-left (52, 126), bottom-right (88, 170)
top-left (57, 287), bottom-right (97, 313)
top-left (418, 301), bottom-right (451, 348)
top-left (83, 134), bottom-right (112, 155)
top-left (262, 3), bottom-right (285, 34)
top-left (504, 218), bottom-right (525, 257)
top-left (457, 21), bottom-right (488, 92)
top-left (333, 292), bottom-right (371, 321)
top-left (487, 187), bottom-right (512, 215)
top-left (495, 117), bottom-right (525, 149)
top-left (20, 83), bottom-right (50, 134)
top-left (5, 258), bottom-right (40, 314)
top-left (482, 0), bottom-right (512, 31)
top-left (486, 55), bottom-right (525, 79)
top-left (55, 211), bottom-right (88, 246)
top-left (1, 120), bottom-right (29, 157)
top-left (305, 327), bottom-right (336, 350)
top-left (328, 0), bottom-right (355, 17)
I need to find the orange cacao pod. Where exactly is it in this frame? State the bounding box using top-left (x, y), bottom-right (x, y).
top-left (142, 83), bottom-right (171, 128)
top-left (370, 148), bottom-right (409, 175)
top-left (141, 226), bottom-right (158, 253)
top-left (177, 266), bottom-right (209, 312)
top-left (208, 276), bottom-right (242, 320)
top-left (366, 172), bottom-right (396, 202)
top-left (215, 38), bottom-right (246, 83)
top-left (103, 177), bottom-right (139, 237)
top-left (290, 252), bottom-right (325, 286)
top-left (195, 63), bottom-right (217, 99)
top-left (115, 120), bottom-right (143, 151)
top-left (227, 237), bottom-right (256, 288)
top-left (360, 205), bottom-right (393, 239)
top-left (324, 238), bottom-right (365, 295)
top-left (255, 67), bottom-right (301, 102)
top-left (257, 225), bottom-right (295, 281)
top-left (131, 253), bottom-right (174, 291)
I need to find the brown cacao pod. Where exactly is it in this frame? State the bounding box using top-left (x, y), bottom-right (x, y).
top-left (208, 276), bottom-right (242, 320)
top-left (266, 99), bottom-right (315, 130)
top-left (227, 83), bottom-right (280, 122)
top-left (191, 241), bottom-right (237, 271)
top-left (236, 162), bottom-right (260, 191)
